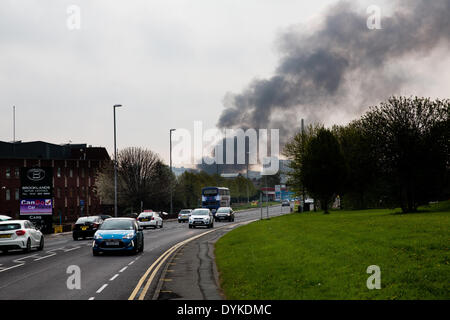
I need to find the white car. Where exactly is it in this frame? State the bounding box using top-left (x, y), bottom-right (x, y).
top-left (137, 212), bottom-right (163, 229)
top-left (189, 208), bottom-right (214, 229)
top-left (0, 220), bottom-right (44, 253)
top-left (0, 215), bottom-right (12, 221)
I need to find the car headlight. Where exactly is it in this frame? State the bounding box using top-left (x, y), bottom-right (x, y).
top-left (94, 233), bottom-right (103, 240)
top-left (123, 232), bottom-right (135, 239)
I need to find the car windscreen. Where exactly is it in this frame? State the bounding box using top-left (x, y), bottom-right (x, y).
top-left (179, 210), bottom-right (191, 214)
top-left (138, 213), bottom-right (151, 218)
top-left (100, 220), bottom-right (134, 230)
top-left (75, 217), bottom-right (98, 224)
top-left (217, 208), bottom-right (230, 213)
top-left (202, 189), bottom-right (218, 196)
top-left (0, 223), bottom-right (21, 231)
top-left (192, 210), bottom-right (209, 216)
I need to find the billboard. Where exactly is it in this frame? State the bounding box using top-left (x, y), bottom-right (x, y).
top-left (20, 199), bottom-right (53, 215)
top-left (20, 167), bottom-right (53, 216)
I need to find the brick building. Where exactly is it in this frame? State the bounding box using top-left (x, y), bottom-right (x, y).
top-left (0, 141), bottom-right (110, 223)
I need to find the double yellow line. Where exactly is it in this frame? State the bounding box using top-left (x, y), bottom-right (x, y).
top-left (128, 229), bottom-right (218, 300)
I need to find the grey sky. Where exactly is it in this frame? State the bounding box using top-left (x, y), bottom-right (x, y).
top-left (1, 0), bottom-right (449, 165)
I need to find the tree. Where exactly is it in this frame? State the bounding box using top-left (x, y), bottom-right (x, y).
top-left (301, 128), bottom-right (347, 214)
top-left (94, 147), bottom-right (172, 214)
top-left (332, 121), bottom-right (380, 209)
top-left (283, 123), bottom-right (323, 200)
top-left (361, 97), bottom-right (449, 213)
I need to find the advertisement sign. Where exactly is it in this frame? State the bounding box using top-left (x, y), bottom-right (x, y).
top-left (20, 199), bottom-right (53, 215)
top-left (275, 185), bottom-right (281, 201)
top-left (20, 167), bottom-right (53, 216)
top-left (20, 167), bottom-right (53, 199)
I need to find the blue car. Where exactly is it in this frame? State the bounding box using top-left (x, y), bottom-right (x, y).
top-left (92, 218), bottom-right (144, 256)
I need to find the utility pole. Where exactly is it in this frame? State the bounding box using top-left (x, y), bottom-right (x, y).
top-left (246, 151), bottom-right (250, 203)
top-left (301, 118), bottom-right (306, 213)
top-left (13, 106), bottom-right (16, 143)
top-left (260, 192), bottom-right (263, 220)
top-left (113, 104), bottom-right (123, 218)
top-left (170, 129), bottom-right (176, 216)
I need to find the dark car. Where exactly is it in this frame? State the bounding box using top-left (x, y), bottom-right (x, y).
top-left (73, 216), bottom-right (103, 240)
top-left (282, 200), bottom-right (291, 207)
top-left (215, 207), bottom-right (235, 222)
top-left (124, 213), bottom-right (138, 220)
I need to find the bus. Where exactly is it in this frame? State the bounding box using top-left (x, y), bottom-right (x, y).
top-left (201, 187), bottom-right (231, 214)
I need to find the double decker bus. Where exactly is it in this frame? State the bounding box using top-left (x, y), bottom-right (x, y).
top-left (201, 187), bottom-right (231, 214)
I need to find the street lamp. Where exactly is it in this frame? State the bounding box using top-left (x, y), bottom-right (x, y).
top-left (170, 129), bottom-right (176, 216)
top-left (113, 104), bottom-right (123, 218)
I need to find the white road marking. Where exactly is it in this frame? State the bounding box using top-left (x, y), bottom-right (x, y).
top-left (88, 297), bottom-right (95, 300)
top-left (0, 263), bottom-right (25, 273)
top-left (128, 261), bottom-right (134, 266)
top-left (33, 253), bottom-right (57, 261)
top-left (64, 246), bottom-right (80, 252)
top-left (110, 274), bottom-right (119, 281)
top-left (119, 266), bottom-right (128, 273)
top-left (13, 254), bottom-right (37, 263)
top-left (96, 284), bottom-right (108, 294)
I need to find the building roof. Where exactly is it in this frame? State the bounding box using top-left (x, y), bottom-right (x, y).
top-left (0, 141), bottom-right (110, 160)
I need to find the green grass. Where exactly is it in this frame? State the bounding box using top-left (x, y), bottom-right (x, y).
top-left (215, 202), bottom-right (450, 300)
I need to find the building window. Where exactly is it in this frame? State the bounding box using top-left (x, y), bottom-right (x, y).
top-left (57, 167), bottom-right (61, 178)
top-left (15, 168), bottom-right (20, 178)
top-left (70, 169), bottom-right (73, 178)
top-left (15, 189), bottom-right (19, 200)
top-left (5, 189), bottom-right (10, 201)
top-left (57, 188), bottom-right (61, 198)
top-left (6, 168), bottom-right (11, 178)
top-left (81, 168), bottom-right (85, 178)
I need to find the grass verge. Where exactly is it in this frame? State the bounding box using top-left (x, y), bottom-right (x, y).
top-left (215, 202), bottom-right (450, 299)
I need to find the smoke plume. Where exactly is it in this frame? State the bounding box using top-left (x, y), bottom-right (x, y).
top-left (217, 0), bottom-right (450, 142)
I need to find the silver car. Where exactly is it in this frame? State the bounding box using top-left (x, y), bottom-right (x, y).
top-left (189, 209), bottom-right (214, 229)
top-left (178, 209), bottom-right (192, 223)
top-left (0, 220), bottom-right (44, 253)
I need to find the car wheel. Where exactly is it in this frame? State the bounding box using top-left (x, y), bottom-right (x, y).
top-left (1, 249), bottom-right (8, 254)
top-left (93, 250), bottom-right (99, 256)
top-left (131, 243), bottom-right (138, 255)
top-left (23, 238), bottom-right (31, 253)
top-left (160, 222), bottom-right (163, 228)
top-left (139, 240), bottom-right (144, 252)
top-left (38, 237), bottom-right (44, 251)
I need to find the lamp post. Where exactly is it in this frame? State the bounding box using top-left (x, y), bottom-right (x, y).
top-left (113, 104), bottom-right (123, 218)
top-left (170, 129), bottom-right (176, 216)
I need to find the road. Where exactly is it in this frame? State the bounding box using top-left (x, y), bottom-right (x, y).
top-left (0, 205), bottom-right (290, 300)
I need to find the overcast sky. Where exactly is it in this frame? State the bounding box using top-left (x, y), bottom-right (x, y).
top-left (1, 0), bottom-right (449, 165)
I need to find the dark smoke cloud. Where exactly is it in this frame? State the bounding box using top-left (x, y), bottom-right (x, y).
top-left (217, 0), bottom-right (450, 142)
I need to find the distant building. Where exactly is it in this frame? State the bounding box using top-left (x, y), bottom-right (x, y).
top-left (0, 141), bottom-right (110, 224)
top-left (172, 166), bottom-right (197, 177)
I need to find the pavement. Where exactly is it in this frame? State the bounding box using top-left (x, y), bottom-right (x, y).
top-left (155, 221), bottom-right (255, 300)
top-left (0, 205), bottom-right (291, 300)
